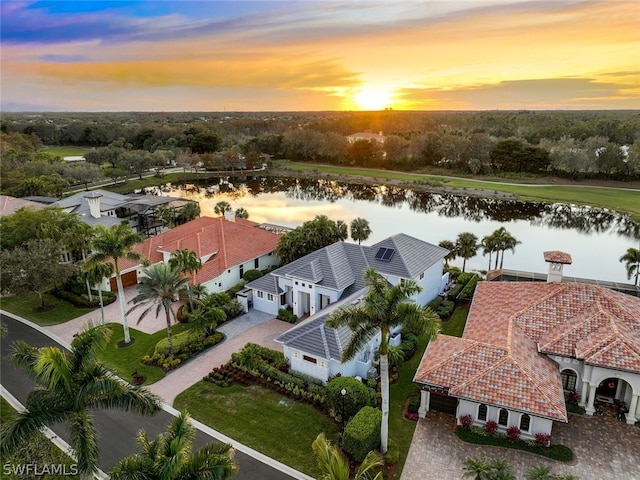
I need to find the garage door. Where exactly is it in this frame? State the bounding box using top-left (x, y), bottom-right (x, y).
top-left (429, 392), bottom-right (458, 415)
top-left (109, 271), bottom-right (137, 291)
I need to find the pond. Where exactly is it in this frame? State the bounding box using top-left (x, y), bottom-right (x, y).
top-left (154, 175), bottom-right (640, 285)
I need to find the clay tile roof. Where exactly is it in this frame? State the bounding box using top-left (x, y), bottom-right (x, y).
top-left (118, 216), bottom-right (281, 283)
top-left (543, 251), bottom-right (573, 264)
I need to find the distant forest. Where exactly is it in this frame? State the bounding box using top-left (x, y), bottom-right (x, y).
top-left (2, 110), bottom-right (639, 197)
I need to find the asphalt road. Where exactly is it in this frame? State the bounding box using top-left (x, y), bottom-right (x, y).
top-left (0, 314), bottom-right (301, 480)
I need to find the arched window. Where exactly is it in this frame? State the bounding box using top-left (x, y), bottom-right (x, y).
top-left (520, 413), bottom-right (531, 432)
top-left (477, 404), bottom-right (487, 421)
top-left (561, 370), bottom-right (577, 391)
top-left (498, 408), bottom-right (509, 426)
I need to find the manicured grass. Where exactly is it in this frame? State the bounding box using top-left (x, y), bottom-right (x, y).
top-left (174, 382), bottom-right (339, 478)
top-left (98, 322), bottom-right (191, 385)
top-left (441, 306), bottom-right (470, 337)
top-left (43, 146), bottom-right (88, 157)
top-left (456, 427), bottom-right (574, 462)
top-left (0, 397), bottom-right (79, 479)
top-left (0, 293), bottom-right (95, 326)
top-left (276, 161), bottom-right (640, 221)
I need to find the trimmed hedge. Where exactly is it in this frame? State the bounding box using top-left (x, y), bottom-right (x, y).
top-left (277, 308), bottom-right (298, 323)
top-left (242, 269), bottom-right (263, 282)
top-left (326, 377), bottom-right (376, 422)
top-left (143, 331), bottom-right (224, 371)
top-left (53, 288), bottom-right (116, 308)
top-left (342, 406), bottom-right (382, 462)
top-left (155, 330), bottom-right (195, 355)
top-left (458, 276), bottom-right (479, 301)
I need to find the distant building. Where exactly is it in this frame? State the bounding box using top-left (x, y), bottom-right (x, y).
top-left (346, 131), bottom-right (386, 144)
top-left (0, 195), bottom-right (47, 216)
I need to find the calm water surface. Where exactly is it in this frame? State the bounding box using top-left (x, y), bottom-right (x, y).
top-left (157, 176), bottom-right (639, 285)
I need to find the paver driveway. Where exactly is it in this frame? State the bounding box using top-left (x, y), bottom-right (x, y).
top-left (401, 411), bottom-right (640, 480)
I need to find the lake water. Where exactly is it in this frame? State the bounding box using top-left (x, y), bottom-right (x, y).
top-left (157, 176), bottom-right (639, 285)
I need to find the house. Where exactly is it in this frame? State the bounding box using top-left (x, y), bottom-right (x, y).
top-left (53, 189), bottom-right (198, 235)
top-left (346, 132), bottom-right (386, 144)
top-left (0, 195), bottom-right (47, 216)
top-left (244, 233), bottom-right (449, 383)
top-left (109, 213), bottom-right (281, 293)
top-left (414, 252), bottom-right (640, 440)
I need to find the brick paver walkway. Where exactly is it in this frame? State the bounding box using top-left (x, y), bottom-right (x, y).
top-left (401, 411), bottom-right (640, 480)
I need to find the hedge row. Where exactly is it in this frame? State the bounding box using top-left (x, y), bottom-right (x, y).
top-left (342, 406), bottom-right (382, 462)
top-left (142, 331), bottom-right (224, 371)
top-left (53, 288), bottom-right (116, 308)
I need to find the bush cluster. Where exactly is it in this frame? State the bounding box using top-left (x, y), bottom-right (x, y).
top-left (326, 377), bottom-right (376, 423)
top-left (459, 414), bottom-right (473, 430)
top-left (484, 420), bottom-right (498, 436)
top-left (142, 331), bottom-right (223, 371)
top-left (342, 406), bottom-right (382, 462)
top-left (400, 332), bottom-right (419, 360)
top-left (242, 269), bottom-right (263, 282)
top-left (406, 388), bottom-right (421, 415)
top-left (53, 288), bottom-right (116, 308)
top-left (506, 425), bottom-right (521, 443)
top-left (277, 308), bottom-right (298, 323)
top-left (458, 276), bottom-right (480, 301)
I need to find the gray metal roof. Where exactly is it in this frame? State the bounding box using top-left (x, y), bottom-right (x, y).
top-left (275, 313), bottom-right (353, 361)
top-left (247, 273), bottom-right (282, 295)
top-left (369, 233), bottom-right (449, 279)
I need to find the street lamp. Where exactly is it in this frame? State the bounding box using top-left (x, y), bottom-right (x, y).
top-left (341, 388), bottom-right (347, 433)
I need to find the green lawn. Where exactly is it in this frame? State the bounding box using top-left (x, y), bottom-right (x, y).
top-left (174, 382), bottom-right (339, 478)
top-left (441, 306), bottom-right (470, 337)
top-left (0, 397), bottom-right (79, 479)
top-left (276, 161), bottom-right (640, 221)
top-left (97, 322), bottom-right (191, 385)
top-left (43, 146), bottom-right (88, 157)
top-left (0, 293), bottom-right (95, 326)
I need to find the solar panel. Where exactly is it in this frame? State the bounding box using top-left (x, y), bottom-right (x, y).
top-left (381, 248), bottom-right (395, 261)
top-left (375, 247), bottom-right (387, 259)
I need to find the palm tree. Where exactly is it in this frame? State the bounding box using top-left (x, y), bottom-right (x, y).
top-left (128, 263), bottom-right (189, 357)
top-left (312, 432), bottom-right (383, 480)
top-left (110, 411), bottom-right (237, 480)
top-left (493, 227), bottom-right (520, 269)
top-left (456, 232), bottom-right (479, 272)
top-left (0, 326), bottom-right (161, 475)
top-left (619, 246), bottom-right (640, 286)
top-left (214, 201), bottom-right (231, 216)
top-left (179, 201), bottom-right (201, 223)
top-left (85, 223), bottom-right (145, 344)
top-left (438, 240), bottom-right (457, 268)
top-left (463, 457), bottom-right (491, 480)
top-left (350, 217), bottom-right (372, 245)
top-left (169, 249), bottom-right (202, 311)
top-left (187, 305), bottom-right (226, 337)
top-left (81, 261), bottom-right (114, 325)
top-left (235, 207), bottom-right (249, 219)
top-left (480, 234), bottom-right (498, 271)
top-left (326, 268), bottom-right (440, 453)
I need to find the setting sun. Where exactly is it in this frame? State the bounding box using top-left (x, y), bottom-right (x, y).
top-left (353, 86), bottom-right (394, 111)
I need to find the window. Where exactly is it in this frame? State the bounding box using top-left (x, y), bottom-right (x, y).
top-left (519, 414), bottom-right (531, 432)
top-left (561, 370), bottom-right (577, 391)
top-left (498, 409), bottom-right (509, 426)
top-left (267, 294), bottom-right (274, 301)
top-left (257, 291), bottom-right (264, 299)
top-left (478, 404), bottom-right (487, 422)
top-left (303, 355), bottom-right (317, 364)
top-left (254, 258), bottom-right (259, 269)
top-left (239, 264), bottom-right (244, 279)
top-left (420, 272), bottom-right (424, 280)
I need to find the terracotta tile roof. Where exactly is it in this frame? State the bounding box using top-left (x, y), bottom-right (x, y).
top-left (415, 281), bottom-right (640, 421)
top-left (543, 251), bottom-right (573, 264)
top-left (119, 216), bottom-right (281, 283)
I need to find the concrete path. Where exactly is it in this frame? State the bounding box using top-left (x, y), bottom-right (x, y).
top-left (401, 411), bottom-right (640, 480)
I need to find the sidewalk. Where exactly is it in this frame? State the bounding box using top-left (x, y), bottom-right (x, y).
top-left (45, 287), bottom-right (293, 406)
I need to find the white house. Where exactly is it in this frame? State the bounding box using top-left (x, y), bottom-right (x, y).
top-left (244, 233), bottom-right (449, 383)
top-left (414, 252), bottom-right (640, 440)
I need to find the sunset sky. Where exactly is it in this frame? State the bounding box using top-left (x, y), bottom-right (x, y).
top-left (2, 0), bottom-right (639, 112)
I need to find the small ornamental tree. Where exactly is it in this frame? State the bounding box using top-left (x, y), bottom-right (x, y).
top-left (326, 376), bottom-right (376, 422)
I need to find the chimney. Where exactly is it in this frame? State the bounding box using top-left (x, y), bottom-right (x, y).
top-left (85, 193), bottom-right (102, 219)
top-left (543, 251), bottom-right (572, 283)
top-left (224, 210), bottom-right (236, 222)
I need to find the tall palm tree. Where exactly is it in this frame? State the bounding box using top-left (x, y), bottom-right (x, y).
top-left (0, 326), bottom-right (161, 475)
top-left (619, 246), bottom-right (640, 286)
top-left (110, 411), bottom-right (237, 480)
top-left (81, 261), bottom-right (114, 325)
top-left (350, 217), bottom-right (372, 245)
top-left (87, 223), bottom-right (145, 344)
top-left (456, 232), bottom-right (479, 273)
top-left (235, 207), bottom-right (249, 219)
top-left (128, 263), bottom-right (189, 357)
top-left (214, 201), bottom-right (232, 216)
top-left (493, 227), bottom-right (521, 269)
top-left (438, 240), bottom-right (457, 268)
top-left (480, 234), bottom-right (498, 271)
top-left (312, 432), bottom-right (383, 480)
top-left (169, 249), bottom-right (202, 311)
top-left (326, 268), bottom-right (440, 453)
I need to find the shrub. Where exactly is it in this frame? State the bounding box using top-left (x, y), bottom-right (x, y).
top-left (242, 269), bottom-right (263, 282)
top-left (535, 433), bottom-right (551, 449)
top-left (428, 297), bottom-right (443, 310)
top-left (407, 388), bottom-right (421, 414)
top-left (277, 308), bottom-right (298, 323)
top-left (447, 283), bottom-right (464, 301)
top-left (506, 425), bottom-right (521, 443)
top-left (155, 330), bottom-right (196, 355)
top-left (460, 414), bottom-right (473, 430)
top-left (457, 272), bottom-right (475, 285)
top-left (484, 420), bottom-right (498, 436)
top-left (53, 288), bottom-right (116, 308)
top-left (436, 300), bottom-right (455, 319)
top-left (327, 376), bottom-right (376, 422)
top-left (384, 438), bottom-right (400, 465)
top-left (458, 276), bottom-right (479, 301)
top-left (342, 406), bottom-right (382, 462)
top-left (445, 266), bottom-right (462, 280)
top-left (400, 332), bottom-right (419, 360)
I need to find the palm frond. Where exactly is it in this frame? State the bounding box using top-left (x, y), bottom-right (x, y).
top-left (34, 346), bottom-right (73, 393)
top-left (0, 400), bottom-right (69, 454)
top-left (68, 409), bottom-right (100, 474)
top-left (69, 325), bottom-right (111, 373)
top-left (10, 340), bottom-right (40, 378)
